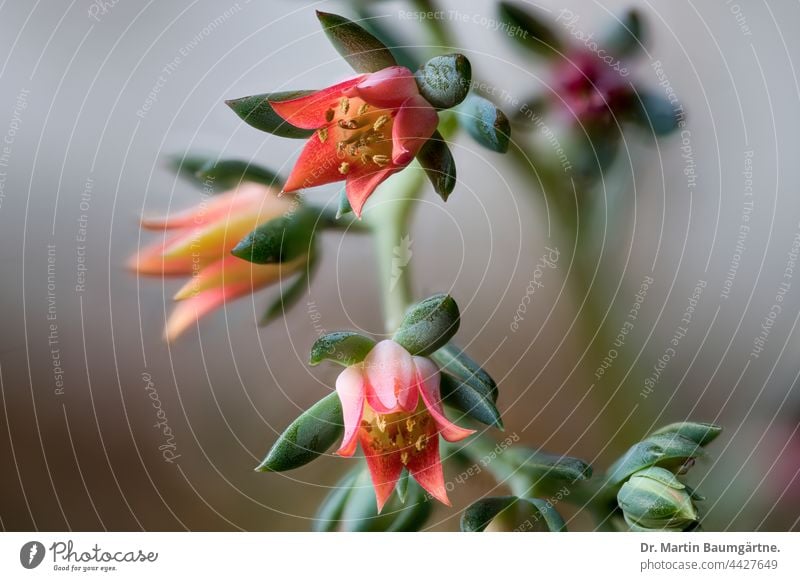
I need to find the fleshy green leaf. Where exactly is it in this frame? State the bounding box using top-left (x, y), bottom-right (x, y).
top-left (316, 11), bottom-right (397, 73)
top-left (256, 392), bottom-right (343, 472)
top-left (313, 467), bottom-right (360, 532)
top-left (440, 372), bottom-right (502, 429)
top-left (650, 422), bottom-right (722, 447)
top-left (461, 496), bottom-right (565, 532)
top-left (309, 331), bottom-right (376, 367)
top-left (606, 433), bottom-right (703, 486)
top-left (352, 6), bottom-right (419, 71)
top-left (259, 251), bottom-right (316, 326)
top-left (431, 343), bottom-right (497, 402)
top-left (392, 294), bottom-right (460, 356)
top-left (507, 449), bottom-right (593, 483)
top-left (231, 206), bottom-right (317, 264)
top-left (497, 2), bottom-right (561, 57)
top-left (604, 9), bottom-right (645, 58)
top-left (417, 131), bottom-right (457, 201)
top-left (628, 91), bottom-right (680, 136)
top-left (226, 91), bottom-right (316, 138)
top-left (195, 159), bottom-right (284, 191)
top-left (415, 53), bottom-right (472, 109)
top-left (460, 94), bottom-right (511, 153)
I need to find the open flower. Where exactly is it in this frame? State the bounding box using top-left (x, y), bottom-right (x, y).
top-left (335, 339), bottom-right (474, 510)
top-left (271, 66), bottom-right (439, 217)
top-left (129, 183), bottom-right (305, 341)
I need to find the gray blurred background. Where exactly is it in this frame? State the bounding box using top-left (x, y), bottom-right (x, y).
top-left (1, 0), bottom-right (799, 531)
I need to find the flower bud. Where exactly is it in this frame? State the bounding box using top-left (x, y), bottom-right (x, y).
top-left (617, 467), bottom-right (699, 532)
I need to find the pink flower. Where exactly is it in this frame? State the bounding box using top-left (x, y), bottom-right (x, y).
top-left (129, 183), bottom-right (305, 341)
top-left (335, 340), bottom-right (474, 511)
top-left (271, 66), bottom-right (439, 217)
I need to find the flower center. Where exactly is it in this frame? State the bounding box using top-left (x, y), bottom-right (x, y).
top-left (317, 96), bottom-right (395, 175)
top-left (361, 401), bottom-right (434, 465)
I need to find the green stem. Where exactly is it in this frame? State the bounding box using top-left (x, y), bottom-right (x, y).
top-left (366, 166), bottom-right (426, 332)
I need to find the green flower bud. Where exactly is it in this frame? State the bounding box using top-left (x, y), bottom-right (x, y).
top-left (617, 467), bottom-right (699, 532)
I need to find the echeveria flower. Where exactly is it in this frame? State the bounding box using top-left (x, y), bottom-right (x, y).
top-left (335, 339), bottom-right (474, 510)
top-left (129, 183), bottom-right (305, 341)
top-left (271, 66), bottom-right (439, 217)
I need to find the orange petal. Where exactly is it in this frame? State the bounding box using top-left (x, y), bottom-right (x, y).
top-left (351, 66), bottom-right (420, 109)
top-left (391, 94), bottom-right (439, 166)
top-left (407, 431), bottom-right (449, 506)
top-left (163, 283), bottom-right (251, 342)
top-left (282, 130), bottom-right (346, 193)
top-left (345, 166), bottom-right (396, 217)
top-left (128, 236), bottom-right (196, 276)
top-left (361, 434), bottom-right (404, 512)
top-left (270, 75), bottom-right (367, 129)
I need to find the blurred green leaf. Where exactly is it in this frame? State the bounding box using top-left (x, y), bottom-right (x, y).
top-left (628, 91), bottom-right (680, 136)
top-left (461, 496), bottom-right (565, 532)
top-left (606, 433), bottom-right (703, 486)
top-left (256, 392), bottom-right (343, 472)
top-left (309, 331), bottom-right (376, 367)
top-left (460, 94), bottom-right (511, 153)
top-left (497, 2), bottom-right (561, 57)
top-left (314, 467), bottom-right (360, 531)
top-left (317, 11), bottom-right (397, 73)
top-left (604, 9), bottom-right (645, 58)
top-left (226, 91), bottom-right (315, 138)
top-left (259, 250), bottom-right (316, 326)
top-left (231, 206), bottom-right (317, 265)
top-left (650, 422), bottom-right (722, 447)
top-left (392, 293), bottom-right (460, 356)
top-left (195, 159), bottom-right (284, 190)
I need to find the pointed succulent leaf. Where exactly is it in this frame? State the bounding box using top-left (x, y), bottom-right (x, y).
top-left (338, 468), bottom-right (431, 531)
top-left (415, 53), bottom-right (472, 109)
top-left (256, 392), bottom-right (343, 472)
top-left (226, 91), bottom-right (316, 138)
top-left (336, 187), bottom-right (353, 219)
top-left (507, 449), bottom-right (593, 483)
top-left (316, 11), bottom-right (397, 73)
top-left (231, 206), bottom-right (317, 265)
top-left (352, 6), bottom-right (419, 71)
top-left (392, 294), bottom-right (460, 356)
top-left (606, 433), bottom-right (703, 486)
top-left (497, 2), bottom-right (561, 57)
top-left (417, 131), bottom-right (457, 201)
top-left (461, 496), bottom-right (564, 532)
top-left (260, 251), bottom-right (317, 326)
top-left (460, 94), bottom-right (511, 153)
top-left (440, 372), bottom-right (503, 429)
top-left (313, 467), bottom-right (360, 531)
top-left (309, 331), bottom-right (376, 367)
top-left (431, 342), bottom-right (497, 402)
top-left (395, 468), bottom-right (410, 504)
top-left (649, 422), bottom-right (722, 447)
top-left (604, 9), bottom-right (645, 58)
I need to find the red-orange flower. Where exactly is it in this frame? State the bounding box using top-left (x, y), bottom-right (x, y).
top-left (129, 183), bottom-right (305, 341)
top-left (271, 66), bottom-right (439, 217)
top-left (335, 340), bottom-right (474, 511)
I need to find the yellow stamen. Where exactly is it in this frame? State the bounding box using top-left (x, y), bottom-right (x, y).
top-left (317, 127), bottom-right (328, 143)
top-left (339, 97), bottom-right (349, 114)
top-left (415, 435), bottom-right (425, 451)
top-left (406, 418), bottom-right (416, 433)
top-left (338, 162), bottom-right (350, 175)
top-left (401, 452), bottom-right (409, 465)
top-left (373, 115), bottom-right (389, 131)
top-left (358, 103), bottom-right (369, 115)
top-left (372, 154), bottom-right (390, 167)
top-left (375, 414), bottom-right (386, 432)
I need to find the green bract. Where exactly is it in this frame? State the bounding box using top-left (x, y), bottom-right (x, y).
top-left (309, 332), bottom-right (376, 367)
top-left (460, 94), bottom-right (511, 153)
top-left (231, 206), bottom-right (317, 264)
top-left (225, 91), bottom-right (315, 138)
top-left (415, 53), bottom-right (472, 109)
top-left (392, 294), bottom-right (460, 356)
top-left (256, 392), bottom-right (344, 472)
top-left (316, 11), bottom-right (397, 73)
top-left (461, 496), bottom-right (566, 532)
top-left (417, 131), bottom-right (457, 201)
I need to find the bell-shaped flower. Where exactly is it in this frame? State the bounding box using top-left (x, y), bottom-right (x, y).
top-left (129, 183), bottom-right (306, 341)
top-left (271, 66), bottom-right (439, 217)
top-left (335, 340), bottom-right (474, 511)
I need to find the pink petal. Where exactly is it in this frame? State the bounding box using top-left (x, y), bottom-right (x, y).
top-left (141, 184), bottom-right (269, 230)
top-left (335, 366), bottom-right (366, 457)
top-left (351, 67), bottom-right (420, 109)
top-left (163, 283), bottom-right (251, 342)
top-left (270, 76), bottom-right (367, 129)
top-left (414, 357), bottom-right (475, 443)
top-left (361, 434), bottom-right (404, 512)
top-left (407, 432), bottom-right (449, 506)
top-left (345, 166), bottom-right (396, 217)
top-left (283, 131), bottom-right (346, 193)
top-left (391, 94), bottom-right (439, 166)
top-left (363, 340), bottom-right (416, 414)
